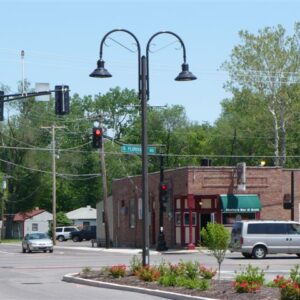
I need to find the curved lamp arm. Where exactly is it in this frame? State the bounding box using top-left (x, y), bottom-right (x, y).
top-left (99, 29), bottom-right (141, 60)
top-left (146, 31), bottom-right (187, 63)
top-left (93, 29), bottom-right (142, 97)
top-left (145, 31), bottom-right (195, 99)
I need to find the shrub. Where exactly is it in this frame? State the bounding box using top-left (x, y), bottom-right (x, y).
top-left (109, 264), bottom-right (126, 278)
top-left (168, 262), bottom-right (187, 276)
top-left (199, 265), bottom-right (217, 279)
top-left (129, 255), bottom-right (142, 275)
top-left (269, 275), bottom-right (288, 288)
top-left (136, 265), bottom-right (160, 282)
top-left (276, 265), bottom-right (300, 300)
top-left (82, 266), bottom-right (92, 274)
top-left (157, 260), bottom-right (170, 277)
top-left (184, 261), bottom-right (200, 279)
top-left (233, 264), bottom-right (264, 293)
top-left (158, 273), bottom-right (178, 287)
top-left (176, 276), bottom-right (209, 290)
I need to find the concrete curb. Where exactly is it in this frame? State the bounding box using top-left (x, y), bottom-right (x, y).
top-left (62, 273), bottom-right (219, 300)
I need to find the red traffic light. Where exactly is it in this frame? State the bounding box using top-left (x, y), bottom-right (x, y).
top-left (95, 128), bottom-right (102, 136)
top-left (161, 184), bottom-right (167, 191)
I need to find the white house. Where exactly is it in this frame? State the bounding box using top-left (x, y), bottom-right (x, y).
top-left (66, 205), bottom-right (96, 228)
top-left (96, 197), bottom-right (113, 246)
top-left (13, 208), bottom-right (53, 239)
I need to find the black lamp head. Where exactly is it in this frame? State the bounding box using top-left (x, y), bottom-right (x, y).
top-left (175, 63), bottom-right (197, 81)
top-left (89, 59), bottom-right (112, 78)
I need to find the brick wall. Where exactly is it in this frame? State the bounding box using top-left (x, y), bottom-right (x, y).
top-left (112, 166), bottom-right (298, 248)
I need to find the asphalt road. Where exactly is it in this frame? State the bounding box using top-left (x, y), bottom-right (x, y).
top-left (1, 241), bottom-right (300, 299)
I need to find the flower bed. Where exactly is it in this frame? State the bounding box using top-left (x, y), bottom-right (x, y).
top-left (78, 258), bottom-right (279, 300)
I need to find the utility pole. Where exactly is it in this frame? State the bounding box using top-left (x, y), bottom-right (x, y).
top-left (0, 187), bottom-right (4, 241)
top-left (41, 124), bottom-right (64, 245)
top-left (1, 176), bottom-right (7, 242)
top-left (21, 50), bottom-right (25, 95)
top-left (97, 119), bottom-right (110, 248)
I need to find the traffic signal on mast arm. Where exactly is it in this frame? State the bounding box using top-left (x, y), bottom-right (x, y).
top-left (55, 85), bottom-right (70, 115)
top-left (92, 127), bottom-right (103, 148)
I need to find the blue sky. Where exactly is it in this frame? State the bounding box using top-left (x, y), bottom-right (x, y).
top-left (0, 0), bottom-right (299, 124)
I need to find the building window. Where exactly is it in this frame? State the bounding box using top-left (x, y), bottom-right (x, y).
top-left (183, 212), bottom-right (196, 226)
top-left (175, 213), bottom-right (181, 226)
top-left (83, 221), bottom-right (90, 229)
top-left (199, 198), bottom-right (212, 209)
top-left (129, 198), bottom-right (135, 229)
top-left (32, 223), bottom-right (38, 231)
top-left (222, 213), bottom-right (256, 225)
top-left (138, 198), bottom-right (142, 220)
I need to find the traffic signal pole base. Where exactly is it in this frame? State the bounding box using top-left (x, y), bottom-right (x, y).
top-left (156, 232), bottom-right (168, 251)
top-left (187, 243), bottom-right (195, 250)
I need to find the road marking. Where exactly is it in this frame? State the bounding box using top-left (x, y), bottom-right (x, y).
top-left (0, 250), bottom-right (13, 254)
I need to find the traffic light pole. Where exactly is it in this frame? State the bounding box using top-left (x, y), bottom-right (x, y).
top-left (156, 155), bottom-right (168, 251)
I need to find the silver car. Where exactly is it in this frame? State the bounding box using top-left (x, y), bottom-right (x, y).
top-left (22, 232), bottom-right (53, 253)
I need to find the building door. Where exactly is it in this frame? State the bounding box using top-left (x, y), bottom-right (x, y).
top-left (198, 213), bottom-right (212, 243)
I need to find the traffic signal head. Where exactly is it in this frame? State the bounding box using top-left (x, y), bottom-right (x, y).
top-left (55, 85), bottom-right (70, 115)
top-left (160, 181), bottom-right (168, 200)
top-left (92, 127), bottom-right (103, 148)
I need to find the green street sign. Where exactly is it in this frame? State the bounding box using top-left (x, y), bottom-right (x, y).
top-left (121, 144), bottom-right (156, 155)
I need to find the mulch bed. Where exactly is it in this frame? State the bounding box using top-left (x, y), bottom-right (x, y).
top-left (78, 271), bottom-right (280, 300)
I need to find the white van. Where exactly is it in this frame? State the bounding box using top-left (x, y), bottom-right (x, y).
top-left (229, 220), bottom-right (300, 259)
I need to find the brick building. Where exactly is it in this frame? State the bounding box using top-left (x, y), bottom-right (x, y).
top-left (112, 166), bottom-right (299, 249)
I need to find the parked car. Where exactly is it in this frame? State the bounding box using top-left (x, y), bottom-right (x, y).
top-left (70, 226), bottom-right (96, 242)
top-left (229, 220), bottom-right (300, 259)
top-left (56, 226), bottom-right (79, 242)
top-left (22, 232), bottom-right (53, 253)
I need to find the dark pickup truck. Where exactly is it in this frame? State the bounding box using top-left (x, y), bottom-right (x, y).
top-left (70, 226), bottom-right (96, 242)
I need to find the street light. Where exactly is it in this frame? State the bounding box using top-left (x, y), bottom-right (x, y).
top-left (90, 29), bottom-right (196, 266)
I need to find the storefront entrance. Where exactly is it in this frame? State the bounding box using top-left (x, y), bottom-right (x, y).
top-left (175, 195), bottom-right (220, 246)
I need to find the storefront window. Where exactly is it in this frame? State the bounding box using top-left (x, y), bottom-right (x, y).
top-left (175, 213), bottom-right (181, 226)
top-left (222, 213), bottom-right (256, 225)
top-left (183, 212), bottom-right (196, 226)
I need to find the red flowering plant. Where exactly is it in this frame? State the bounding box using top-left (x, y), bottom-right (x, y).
top-left (136, 265), bottom-right (161, 282)
top-left (280, 279), bottom-right (300, 300)
top-left (279, 264), bottom-right (300, 300)
top-left (233, 264), bottom-right (265, 293)
top-left (271, 275), bottom-right (289, 288)
top-left (109, 264), bottom-right (127, 278)
top-left (199, 265), bottom-right (217, 280)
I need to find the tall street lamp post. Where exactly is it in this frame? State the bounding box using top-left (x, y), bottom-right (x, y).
top-left (90, 29), bottom-right (196, 266)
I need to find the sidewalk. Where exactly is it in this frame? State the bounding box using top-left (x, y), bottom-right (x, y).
top-left (55, 243), bottom-right (201, 255)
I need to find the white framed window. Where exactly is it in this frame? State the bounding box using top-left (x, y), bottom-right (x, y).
top-left (129, 198), bottom-right (135, 228)
top-left (175, 212), bottom-right (181, 226)
top-left (138, 198), bottom-right (142, 220)
top-left (183, 212), bottom-right (196, 226)
top-left (32, 223), bottom-right (38, 231)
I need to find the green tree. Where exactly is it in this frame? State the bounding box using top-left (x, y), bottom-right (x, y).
top-left (56, 211), bottom-right (72, 226)
top-left (200, 223), bottom-right (230, 281)
top-left (222, 23), bottom-right (300, 166)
